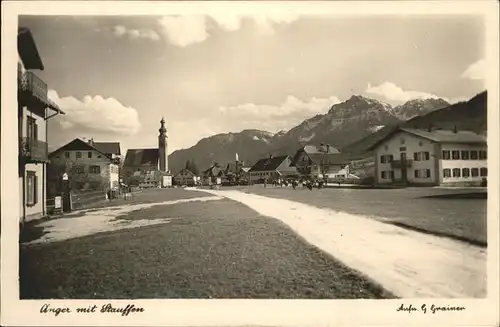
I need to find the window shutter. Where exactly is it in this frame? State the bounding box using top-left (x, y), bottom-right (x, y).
top-left (426, 169), bottom-right (431, 178)
top-left (413, 152), bottom-right (418, 161)
top-left (34, 124), bottom-right (38, 141)
top-left (34, 175), bottom-right (38, 204)
top-left (414, 170), bottom-right (418, 178)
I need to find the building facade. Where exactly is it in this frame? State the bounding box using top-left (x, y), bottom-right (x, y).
top-left (48, 138), bottom-right (121, 192)
top-left (370, 128), bottom-right (487, 186)
top-left (248, 155), bottom-right (294, 183)
top-left (122, 118), bottom-right (171, 187)
top-left (173, 168), bottom-right (198, 186)
top-left (290, 144), bottom-right (349, 179)
top-left (18, 27), bottom-right (65, 223)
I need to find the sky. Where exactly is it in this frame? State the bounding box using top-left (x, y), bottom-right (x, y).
top-left (19, 14), bottom-right (486, 154)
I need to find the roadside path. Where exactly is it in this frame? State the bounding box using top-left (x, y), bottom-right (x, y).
top-left (197, 188), bottom-right (487, 298)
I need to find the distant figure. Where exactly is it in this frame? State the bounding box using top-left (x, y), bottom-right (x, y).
top-left (292, 180), bottom-right (297, 190)
top-left (264, 179), bottom-right (267, 188)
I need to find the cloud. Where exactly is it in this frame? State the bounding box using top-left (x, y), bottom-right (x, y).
top-left (365, 82), bottom-right (445, 103)
top-left (461, 59), bottom-right (486, 80)
top-left (219, 95), bottom-right (340, 132)
top-left (157, 16), bottom-right (209, 47)
top-left (112, 25), bottom-right (160, 41)
top-left (156, 14), bottom-right (299, 47)
top-left (48, 90), bottom-right (141, 136)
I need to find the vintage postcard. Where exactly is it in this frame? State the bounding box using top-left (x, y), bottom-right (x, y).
top-left (1, 1), bottom-right (499, 326)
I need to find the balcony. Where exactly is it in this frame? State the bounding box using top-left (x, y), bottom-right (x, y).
top-left (19, 137), bottom-right (48, 162)
top-left (391, 159), bottom-right (413, 169)
top-left (18, 68), bottom-right (60, 114)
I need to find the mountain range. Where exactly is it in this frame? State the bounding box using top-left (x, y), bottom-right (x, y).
top-left (168, 91), bottom-right (486, 173)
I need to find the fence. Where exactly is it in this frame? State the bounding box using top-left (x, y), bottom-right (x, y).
top-left (46, 187), bottom-right (143, 214)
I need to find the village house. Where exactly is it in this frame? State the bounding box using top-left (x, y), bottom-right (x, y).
top-left (290, 144), bottom-right (350, 179)
top-left (48, 138), bottom-right (121, 192)
top-left (224, 161), bottom-right (250, 184)
top-left (368, 127), bottom-right (487, 186)
top-left (202, 163), bottom-right (224, 185)
top-left (173, 168), bottom-right (199, 186)
top-left (122, 117), bottom-right (171, 187)
top-left (18, 27), bottom-right (65, 223)
top-left (248, 155), bottom-right (295, 183)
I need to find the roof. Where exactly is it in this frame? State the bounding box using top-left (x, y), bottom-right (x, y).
top-left (18, 27), bottom-right (44, 70)
top-left (303, 144), bottom-right (340, 155)
top-left (225, 162), bottom-right (245, 174)
top-left (174, 168), bottom-right (196, 177)
top-left (123, 149), bottom-right (159, 167)
top-left (249, 155), bottom-right (289, 172)
top-left (367, 127), bottom-right (487, 151)
top-left (93, 142), bottom-right (121, 156)
top-left (290, 144), bottom-right (346, 166)
top-left (203, 163), bottom-right (224, 177)
top-left (49, 138), bottom-right (113, 160)
top-left (307, 153), bottom-right (351, 166)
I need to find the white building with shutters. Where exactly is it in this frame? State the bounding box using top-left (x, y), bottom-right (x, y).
top-left (369, 127), bottom-right (487, 187)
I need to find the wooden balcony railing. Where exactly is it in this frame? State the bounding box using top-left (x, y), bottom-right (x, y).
top-left (391, 159), bottom-right (413, 169)
top-left (19, 137), bottom-right (48, 162)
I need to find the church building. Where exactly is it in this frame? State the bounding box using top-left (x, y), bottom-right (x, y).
top-left (122, 118), bottom-right (171, 187)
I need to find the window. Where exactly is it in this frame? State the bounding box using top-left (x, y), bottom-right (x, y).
top-left (462, 168), bottom-right (470, 178)
top-left (73, 165), bottom-right (85, 174)
top-left (452, 151), bottom-right (460, 160)
top-left (88, 151), bottom-right (92, 159)
top-left (470, 150), bottom-right (478, 160)
top-left (381, 170), bottom-right (393, 180)
top-left (76, 152), bottom-right (82, 159)
top-left (26, 171), bottom-right (37, 206)
top-left (443, 168), bottom-right (451, 178)
top-left (442, 150), bottom-right (450, 160)
top-left (399, 147), bottom-right (406, 152)
top-left (452, 168), bottom-right (461, 178)
top-left (480, 167), bottom-right (488, 177)
top-left (414, 169), bottom-right (431, 179)
top-left (461, 150), bottom-right (470, 160)
top-left (380, 154), bottom-right (394, 164)
top-left (479, 150), bottom-right (487, 160)
top-left (65, 152), bottom-right (70, 159)
top-left (418, 141), bottom-right (423, 146)
top-left (471, 168), bottom-right (479, 177)
top-left (414, 151), bottom-right (430, 161)
top-left (97, 155), bottom-right (102, 158)
top-left (27, 117), bottom-right (38, 142)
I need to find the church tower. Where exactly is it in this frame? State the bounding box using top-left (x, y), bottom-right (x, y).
top-left (158, 117), bottom-right (168, 173)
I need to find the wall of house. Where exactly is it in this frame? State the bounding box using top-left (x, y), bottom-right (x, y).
top-left (173, 170), bottom-right (196, 185)
top-left (439, 143), bottom-right (487, 186)
top-left (374, 131), bottom-right (438, 185)
top-left (20, 107), bottom-right (47, 141)
top-left (24, 163), bottom-right (45, 221)
top-left (50, 149), bottom-right (118, 190)
top-left (250, 171), bottom-right (279, 182)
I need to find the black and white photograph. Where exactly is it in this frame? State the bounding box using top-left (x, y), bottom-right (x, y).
top-left (1, 1), bottom-right (499, 326)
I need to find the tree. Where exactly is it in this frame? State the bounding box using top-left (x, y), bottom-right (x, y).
top-left (189, 159), bottom-right (200, 175)
top-left (185, 159), bottom-right (200, 176)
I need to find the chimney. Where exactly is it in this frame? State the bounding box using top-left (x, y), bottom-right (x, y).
top-left (88, 137), bottom-right (94, 146)
top-left (453, 125), bottom-right (458, 134)
top-left (427, 124), bottom-right (433, 132)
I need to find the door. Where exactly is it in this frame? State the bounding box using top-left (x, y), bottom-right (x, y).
top-left (400, 152), bottom-right (407, 183)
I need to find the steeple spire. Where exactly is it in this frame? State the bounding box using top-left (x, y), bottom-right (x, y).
top-left (159, 117), bottom-right (167, 135)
